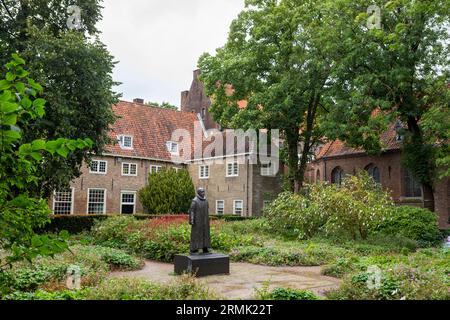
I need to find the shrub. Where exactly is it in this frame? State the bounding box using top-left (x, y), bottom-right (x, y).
top-left (263, 191), bottom-right (328, 239)
top-left (264, 173), bottom-right (396, 240)
top-left (254, 283), bottom-right (319, 300)
top-left (84, 275), bottom-right (216, 300)
top-left (270, 288), bottom-right (319, 300)
top-left (139, 168), bottom-right (195, 215)
top-left (326, 266), bottom-right (450, 300)
top-left (377, 206), bottom-right (442, 247)
top-left (323, 173), bottom-right (395, 240)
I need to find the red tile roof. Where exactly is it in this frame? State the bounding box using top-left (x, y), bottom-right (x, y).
top-left (105, 100), bottom-right (198, 161)
top-left (316, 123), bottom-right (402, 159)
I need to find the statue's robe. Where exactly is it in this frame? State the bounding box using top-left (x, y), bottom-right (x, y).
top-left (189, 196), bottom-right (211, 251)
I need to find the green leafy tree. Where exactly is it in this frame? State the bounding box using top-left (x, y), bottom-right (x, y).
top-left (198, 0), bottom-right (335, 191)
top-left (0, 55), bottom-right (91, 279)
top-left (139, 168), bottom-right (195, 215)
top-left (0, 0), bottom-right (119, 197)
top-left (320, 0), bottom-right (450, 210)
top-left (145, 101), bottom-right (178, 110)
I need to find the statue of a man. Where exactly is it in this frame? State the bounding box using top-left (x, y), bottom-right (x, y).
top-left (189, 188), bottom-right (211, 254)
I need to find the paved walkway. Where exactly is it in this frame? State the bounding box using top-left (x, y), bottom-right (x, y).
top-left (112, 260), bottom-right (340, 299)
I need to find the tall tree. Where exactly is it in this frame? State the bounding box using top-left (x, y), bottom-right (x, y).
top-left (0, 0), bottom-right (119, 197)
top-left (198, 0), bottom-right (335, 191)
top-left (321, 0), bottom-right (449, 211)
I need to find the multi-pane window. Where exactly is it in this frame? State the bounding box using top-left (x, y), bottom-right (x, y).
top-left (331, 167), bottom-right (344, 187)
top-left (118, 135), bottom-right (133, 149)
top-left (199, 165), bottom-right (210, 179)
top-left (404, 170), bottom-right (423, 198)
top-left (121, 192), bottom-right (136, 215)
top-left (90, 160), bottom-right (107, 174)
top-left (233, 200), bottom-right (243, 216)
top-left (150, 165), bottom-right (162, 174)
top-left (226, 161), bottom-right (239, 177)
top-left (216, 200), bottom-right (225, 215)
top-left (87, 189), bottom-right (106, 214)
top-left (166, 141), bottom-right (179, 154)
top-left (261, 163), bottom-right (275, 176)
top-left (366, 164), bottom-right (381, 184)
top-left (263, 200), bottom-right (271, 209)
top-left (53, 189), bottom-right (73, 215)
top-left (122, 163), bottom-right (138, 176)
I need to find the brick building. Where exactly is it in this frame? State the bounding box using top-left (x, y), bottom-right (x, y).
top-left (50, 70), bottom-right (282, 217)
top-left (306, 123), bottom-right (450, 229)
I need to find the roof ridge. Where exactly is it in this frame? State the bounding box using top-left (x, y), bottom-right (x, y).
top-left (117, 100), bottom-right (197, 117)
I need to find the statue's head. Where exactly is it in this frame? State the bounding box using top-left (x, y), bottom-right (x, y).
top-left (197, 188), bottom-right (206, 200)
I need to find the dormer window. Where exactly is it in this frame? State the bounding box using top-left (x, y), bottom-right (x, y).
top-left (118, 135), bottom-right (133, 150)
top-left (166, 141), bottom-right (179, 155)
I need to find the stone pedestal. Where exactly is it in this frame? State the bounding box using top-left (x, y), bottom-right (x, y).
top-left (174, 253), bottom-right (230, 277)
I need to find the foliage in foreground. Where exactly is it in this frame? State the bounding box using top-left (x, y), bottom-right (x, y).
top-left (0, 56), bottom-right (92, 272)
top-left (0, 245), bottom-right (143, 297)
top-left (4, 275), bottom-right (215, 301)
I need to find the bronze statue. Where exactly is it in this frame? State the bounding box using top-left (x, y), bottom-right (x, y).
top-left (189, 188), bottom-right (211, 254)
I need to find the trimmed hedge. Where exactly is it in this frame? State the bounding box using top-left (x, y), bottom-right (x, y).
top-left (37, 215), bottom-right (109, 234)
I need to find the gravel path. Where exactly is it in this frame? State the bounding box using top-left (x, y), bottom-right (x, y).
top-left (112, 260), bottom-right (341, 299)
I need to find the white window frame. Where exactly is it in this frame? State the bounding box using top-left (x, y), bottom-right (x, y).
top-left (173, 167), bottom-right (181, 172)
top-left (120, 191), bottom-right (137, 215)
top-left (87, 188), bottom-right (107, 215)
top-left (199, 165), bottom-right (210, 179)
top-left (166, 141), bottom-right (179, 155)
top-left (233, 200), bottom-right (244, 216)
top-left (261, 163), bottom-right (276, 177)
top-left (226, 161), bottom-right (239, 177)
top-left (118, 135), bottom-right (134, 150)
top-left (89, 160), bottom-right (108, 175)
top-left (122, 162), bottom-right (138, 176)
top-left (52, 188), bottom-right (75, 215)
top-left (216, 200), bottom-right (225, 215)
top-left (150, 165), bottom-right (163, 174)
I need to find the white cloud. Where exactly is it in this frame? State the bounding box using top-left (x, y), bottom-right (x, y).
top-left (96, 0), bottom-right (245, 107)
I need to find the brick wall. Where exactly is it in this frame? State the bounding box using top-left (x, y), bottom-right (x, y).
top-left (307, 151), bottom-right (450, 229)
top-left (188, 155), bottom-right (251, 216)
top-left (50, 156), bottom-right (183, 215)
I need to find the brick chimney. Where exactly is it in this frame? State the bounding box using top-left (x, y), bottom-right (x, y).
top-left (133, 98), bottom-right (144, 104)
top-left (180, 91), bottom-right (189, 111)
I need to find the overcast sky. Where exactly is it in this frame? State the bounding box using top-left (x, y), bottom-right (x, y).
top-left (96, 0), bottom-right (245, 108)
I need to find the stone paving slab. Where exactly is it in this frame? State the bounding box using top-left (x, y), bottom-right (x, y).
top-left (112, 260), bottom-right (341, 299)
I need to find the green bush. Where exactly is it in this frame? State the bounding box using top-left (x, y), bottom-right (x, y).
top-left (271, 288), bottom-right (319, 300)
top-left (377, 206), bottom-right (442, 247)
top-left (139, 168), bottom-right (195, 214)
top-left (264, 173), bottom-right (396, 240)
top-left (263, 190), bottom-right (328, 239)
top-left (322, 173), bottom-right (395, 240)
top-left (84, 276), bottom-right (216, 300)
top-left (254, 283), bottom-right (319, 300)
top-left (36, 215), bottom-right (109, 234)
top-left (326, 265), bottom-right (450, 300)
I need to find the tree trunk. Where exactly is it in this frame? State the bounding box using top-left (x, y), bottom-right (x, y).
top-left (286, 128), bottom-right (300, 193)
top-left (406, 116), bottom-right (435, 212)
